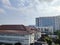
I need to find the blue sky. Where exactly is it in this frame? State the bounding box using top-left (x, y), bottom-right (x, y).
top-left (0, 0), bottom-right (60, 25)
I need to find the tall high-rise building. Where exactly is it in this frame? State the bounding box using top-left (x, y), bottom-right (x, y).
top-left (36, 16), bottom-right (60, 32)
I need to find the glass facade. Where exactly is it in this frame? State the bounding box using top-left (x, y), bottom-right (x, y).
top-left (36, 16), bottom-right (60, 31)
top-left (36, 17), bottom-right (55, 27)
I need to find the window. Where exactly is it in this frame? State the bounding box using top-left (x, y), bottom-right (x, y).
top-left (45, 28), bottom-right (49, 32)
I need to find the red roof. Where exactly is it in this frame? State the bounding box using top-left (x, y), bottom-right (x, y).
top-left (0, 25), bottom-right (38, 35)
top-left (0, 25), bottom-right (26, 31)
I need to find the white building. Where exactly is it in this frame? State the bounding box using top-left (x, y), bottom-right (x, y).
top-left (26, 26), bottom-right (41, 40)
top-left (0, 25), bottom-right (41, 45)
top-left (37, 26), bottom-right (53, 34)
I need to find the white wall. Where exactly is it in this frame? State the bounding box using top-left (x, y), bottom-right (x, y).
top-left (0, 33), bottom-right (35, 45)
top-left (29, 33), bottom-right (35, 44)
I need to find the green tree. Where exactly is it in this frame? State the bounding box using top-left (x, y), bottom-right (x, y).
top-left (54, 30), bottom-right (60, 45)
top-left (56, 30), bottom-right (60, 38)
top-left (44, 35), bottom-right (52, 45)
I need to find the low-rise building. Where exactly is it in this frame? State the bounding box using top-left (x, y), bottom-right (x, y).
top-left (0, 25), bottom-right (41, 45)
top-left (37, 26), bottom-right (53, 34)
top-left (26, 26), bottom-right (41, 40)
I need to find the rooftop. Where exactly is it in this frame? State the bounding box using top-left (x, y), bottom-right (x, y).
top-left (0, 25), bottom-right (39, 35)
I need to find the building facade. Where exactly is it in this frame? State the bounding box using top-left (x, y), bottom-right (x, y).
top-left (36, 16), bottom-right (60, 33)
top-left (0, 33), bottom-right (35, 45)
top-left (0, 25), bottom-right (41, 45)
top-left (38, 26), bottom-right (53, 34)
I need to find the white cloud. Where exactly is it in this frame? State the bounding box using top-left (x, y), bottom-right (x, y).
top-left (2, 0), bottom-right (38, 15)
top-left (51, 0), bottom-right (58, 5)
top-left (2, 0), bottom-right (12, 9)
top-left (0, 8), bottom-right (5, 14)
top-left (52, 6), bottom-right (60, 11)
top-left (39, 0), bottom-right (53, 2)
top-left (2, 0), bottom-right (11, 6)
top-left (2, 0), bottom-right (60, 17)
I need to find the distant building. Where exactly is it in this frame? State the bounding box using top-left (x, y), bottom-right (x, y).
top-left (0, 25), bottom-right (41, 45)
top-left (38, 26), bottom-right (53, 34)
top-left (27, 26), bottom-right (41, 40)
top-left (36, 16), bottom-right (60, 33)
top-left (28, 25), bottom-right (35, 27)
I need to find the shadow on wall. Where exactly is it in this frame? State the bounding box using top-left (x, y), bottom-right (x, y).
top-left (30, 42), bottom-right (42, 45)
top-left (15, 43), bottom-right (22, 45)
top-left (0, 42), bottom-right (22, 45)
